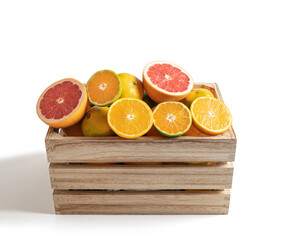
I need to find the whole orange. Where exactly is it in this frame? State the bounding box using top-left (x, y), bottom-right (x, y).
top-left (81, 106), bottom-right (115, 136)
top-left (118, 73), bottom-right (144, 99)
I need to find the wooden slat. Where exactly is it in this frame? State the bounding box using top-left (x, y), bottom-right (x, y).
top-left (55, 204), bottom-right (229, 215)
top-left (46, 135), bottom-right (236, 163)
top-left (53, 190), bottom-right (230, 214)
top-left (49, 163), bottom-right (233, 190)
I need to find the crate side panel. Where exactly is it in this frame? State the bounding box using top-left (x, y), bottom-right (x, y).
top-left (55, 204), bottom-right (229, 215)
top-left (53, 190), bottom-right (230, 215)
top-left (50, 163), bottom-right (233, 190)
top-left (46, 138), bottom-right (236, 163)
top-left (53, 190), bottom-right (230, 206)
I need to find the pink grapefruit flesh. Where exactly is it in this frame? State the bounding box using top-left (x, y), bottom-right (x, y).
top-left (147, 63), bottom-right (191, 93)
top-left (36, 78), bottom-right (88, 128)
top-left (143, 61), bottom-right (194, 103)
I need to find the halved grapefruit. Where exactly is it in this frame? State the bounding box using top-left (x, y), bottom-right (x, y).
top-left (143, 61), bottom-right (194, 103)
top-left (36, 78), bottom-right (88, 128)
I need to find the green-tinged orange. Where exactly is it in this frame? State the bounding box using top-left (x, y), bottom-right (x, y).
top-left (81, 106), bottom-right (115, 136)
top-left (153, 101), bottom-right (192, 137)
top-left (86, 70), bottom-right (122, 107)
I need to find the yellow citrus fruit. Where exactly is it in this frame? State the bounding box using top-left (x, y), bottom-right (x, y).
top-left (190, 97), bottom-right (232, 135)
top-left (81, 106), bottom-right (115, 136)
top-left (181, 88), bottom-right (214, 108)
top-left (118, 73), bottom-right (144, 99)
top-left (107, 98), bottom-right (153, 139)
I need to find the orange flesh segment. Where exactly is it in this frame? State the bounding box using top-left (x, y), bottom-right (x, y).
top-left (191, 97), bottom-right (232, 131)
top-left (153, 102), bottom-right (191, 135)
top-left (108, 99), bottom-right (152, 137)
top-left (88, 71), bottom-right (120, 105)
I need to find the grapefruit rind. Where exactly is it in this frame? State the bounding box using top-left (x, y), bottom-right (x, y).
top-left (143, 61), bottom-right (194, 103)
top-left (153, 101), bottom-right (192, 137)
top-left (107, 98), bottom-right (153, 139)
top-left (36, 78), bottom-right (88, 128)
top-left (86, 69), bottom-right (122, 107)
top-left (190, 97), bottom-right (233, 136)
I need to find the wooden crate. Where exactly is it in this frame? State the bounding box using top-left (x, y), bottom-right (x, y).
top-left (45, 83), bottom-right (236, 215)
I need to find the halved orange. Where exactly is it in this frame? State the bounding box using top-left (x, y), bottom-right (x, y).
top-left (190, 97), bottom-right (233, 135)
top-left (36, 78), bottom-right (88, 128)
top-left (86, 70), bottom-right (122, 106)
top-left (153, 102), bottom-right (192, 137)
top-left (107, 98), bottom-right (153, 139)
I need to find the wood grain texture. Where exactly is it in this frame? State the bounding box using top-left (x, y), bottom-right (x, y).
top-left (49, 162), bottom-right (233, 190)
top-left (53, 190), bottom-right (230, 214)
top-left (45, 83), bottom-right (236, 163)
top-left (46, 136), bottom-right (236, 163)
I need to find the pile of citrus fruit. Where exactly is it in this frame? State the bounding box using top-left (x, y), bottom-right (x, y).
top-left (36, 61), bottom-right (232, 139)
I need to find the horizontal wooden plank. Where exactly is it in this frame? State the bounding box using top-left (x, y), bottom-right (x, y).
top-left (46, 135), bottom-right (236, 163)
top-left (54, 190), bottom-right (230, 205)
top-left (55, 204), bottom-right (229, 215)
top-left (49, 163), bottom-right (233, 190)
top-left (53, 190), bottom-right (230, 214)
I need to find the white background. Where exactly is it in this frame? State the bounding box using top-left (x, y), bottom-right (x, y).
top-left (0, 0), bottom-right (282, 239)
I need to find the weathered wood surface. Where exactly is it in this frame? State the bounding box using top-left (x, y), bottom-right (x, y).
top-left (50, 162), bottom-right (233, 190)
top-left (46, 135), bottom-right (236, 163)
top-left (53, 190), bottom-right (230, 215)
